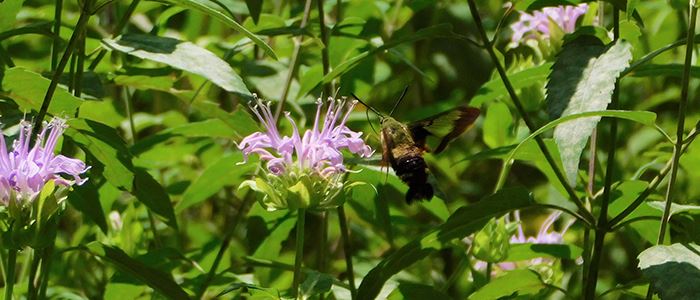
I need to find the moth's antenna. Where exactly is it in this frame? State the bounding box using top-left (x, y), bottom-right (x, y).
top-left (389, 86), bottom-right (409, 117)
top-left (350, 93), bottom-right (383, 116)
top-left (350, 93), bottom-right (380, 135)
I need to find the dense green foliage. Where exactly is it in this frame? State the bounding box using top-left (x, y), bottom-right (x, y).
top-left (2, 0), bottom-right (700, 299)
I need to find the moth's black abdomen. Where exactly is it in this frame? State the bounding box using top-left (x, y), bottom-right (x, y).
top-left (394, 155), bottom-right (432, 203)
top-left (406, 183), bottom-right (433, 204)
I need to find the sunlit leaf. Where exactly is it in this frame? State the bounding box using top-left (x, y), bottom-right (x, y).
top-left (2, 67), bottom-right (83, 116)
top-left (158, 0), bottom-right (277, 59)
top-left (546, 36), bottom-right (632, 186)
top-left (469, 269), bottom-right (546, 299)
top-left (176, 153), bottom-right (256, 212)
top-left (65, 119), bottom-right (135, 191)
top-left (638, 243), bottom-right (700, 299)
top-left (103, 34), bottom-right (251, 97)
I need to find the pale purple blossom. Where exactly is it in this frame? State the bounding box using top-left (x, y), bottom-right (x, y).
top-left (238, 94), bottom-right (373, 177)
top-left (0, 118), bottom-right (90, 205)
top-left (510, 4), bottom-right (588, 45)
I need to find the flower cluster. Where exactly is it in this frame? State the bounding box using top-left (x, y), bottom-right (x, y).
top-left (471, 211), bottom-right (575, 273)
top-left (0, 118), bottom-right (89, 206)
top-left (238, 95), bottom-right (373, 210)
top-left (510, 4), bottom-right (589, 46)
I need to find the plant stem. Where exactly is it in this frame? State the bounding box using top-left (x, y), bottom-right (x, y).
top-left (27, 250), bottom-right (41, 300)
top-left (485, 262), bottom-right (492, 283)
top-left (581, 227), bottom-right (591, 293)
top-left (466, 0), bottom-right (594, 225)
top-left (88, 0), bottom-right (142, 71)
top-left (73, 29), bottom-right (86, 97)
top-left (5, 248), bottom-right (17, 300)
top-left (32, 8), bottom-right (91, 137)
top-left (274, 0), bottom-right (314, 120)
top-left (195, 194), bottom-right (254, 298)
top-left (337, 206), bottom-right (356, 298)
top-left (318, 211), bottom-right (328, 300)
top-left (51, 0), bottom-right (63, 70)
top-left (646, 4), bottom-right (698, 298)
top-left (587, 129), bottom-right (598, 197)
top-left (37, 245), bottom-right (55, 299)
top-left (656, 3), bottom-right (697, 247)
top-left (293, 208), bottom-right (307, 298)
top-left (317, 0), bottom-right (331, 98)
top-left (584, 8), bottom-right (620, 300)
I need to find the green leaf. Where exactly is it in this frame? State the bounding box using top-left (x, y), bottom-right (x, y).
top-left (638, 243), bottom-right (700, 299)
top-left (628, 64), bottom-right (700, 78)
top-left (176, 153), bottom-right (256, 212)
top-left (244, 0), bottom-right (262, 24)
top-left (506, 243), bottom-right (583, 261)
top-left (608, 180), bottom-right (664, 243)
top-left (0, 0), bottom-right (24, 32)
top-left (67, 180), bottom-right (109, 233)
top-left (65, 119), bottom-right (135, 191)
top-left (300, 271), bottom-right (333, 298)
top-left (356, 187), bottom-right (535, 299)
top-left (190, 102), bottom-right (260, 139)
top-left (387, 282), bottom-right (451, 300)
top-left (546, 36), bottom-right (632, 186)
top-left (646, 202), bottom-right (700, 217)
top-left (483, 102), bottom-right (515, 148)
top-left (468, 269), bottom-right (546, 300)
top-left (504, 110), bottom-right (658, 178)
top-left (158, 0), bottom-right (276, 59)
top-left (103, 34), bottom-right (251, 97)
top-left (471, 63), bottom-right (552, 107)
top-left (2, 67), bottom-right (83, 116)
top-left (84, 242), bottom-right (190, 299)
top-left (132, 168), bottom-right (178, 229)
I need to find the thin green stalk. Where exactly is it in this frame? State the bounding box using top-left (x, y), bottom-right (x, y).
top-left (37, 245), bottom-right (55, 299)
top-left (317, 0), bottom-right (332, 98)
top-left (32, 8), bottom-right (91, 137)
top-left (73, 29), bottom-right (86, 97)
top-left (584, 8), bottom-right (621, 300)
top-left (647, 5), bottom-right (698, 299)
top-left (273, 0), bottom-right (314, 120)
top-left (336, 0), bottom-right (342, 20)
top-left (318, 211), bottom-right (328, 300)
top-left (5, 248), bottom-right (17, 300)
top-left (293, 208), bottom-right (307, 298)
top-left (27, 250), bottom-right (41, 300)
top-left (51, 0), bottom-right (63, 70)
top-left (485, 262), bottom-right (492, 283)
top-left (337, 206), bottom-right (356, 298)
top-left (656, 2), bottom-right (697, 247)
top-left (88, 0), bottom-right (142, 71)
top-left (581, 227), bottom-right (591, 294)
top-left (466, 0), bottom-right (595, 225)
top-left (441, 254), bottom-right (468, 293)
top-left (196, 194), bottom-right (254, 298)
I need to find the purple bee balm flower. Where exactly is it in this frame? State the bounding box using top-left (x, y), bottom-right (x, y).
top-left (510, 3), bottom-right (588, 45)
top-left (238, 94), bottom-right (373, 177)
top-left (238, 95), bottom-right (373, 211)
top-left (0, 118), bottom-right (90, 206)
